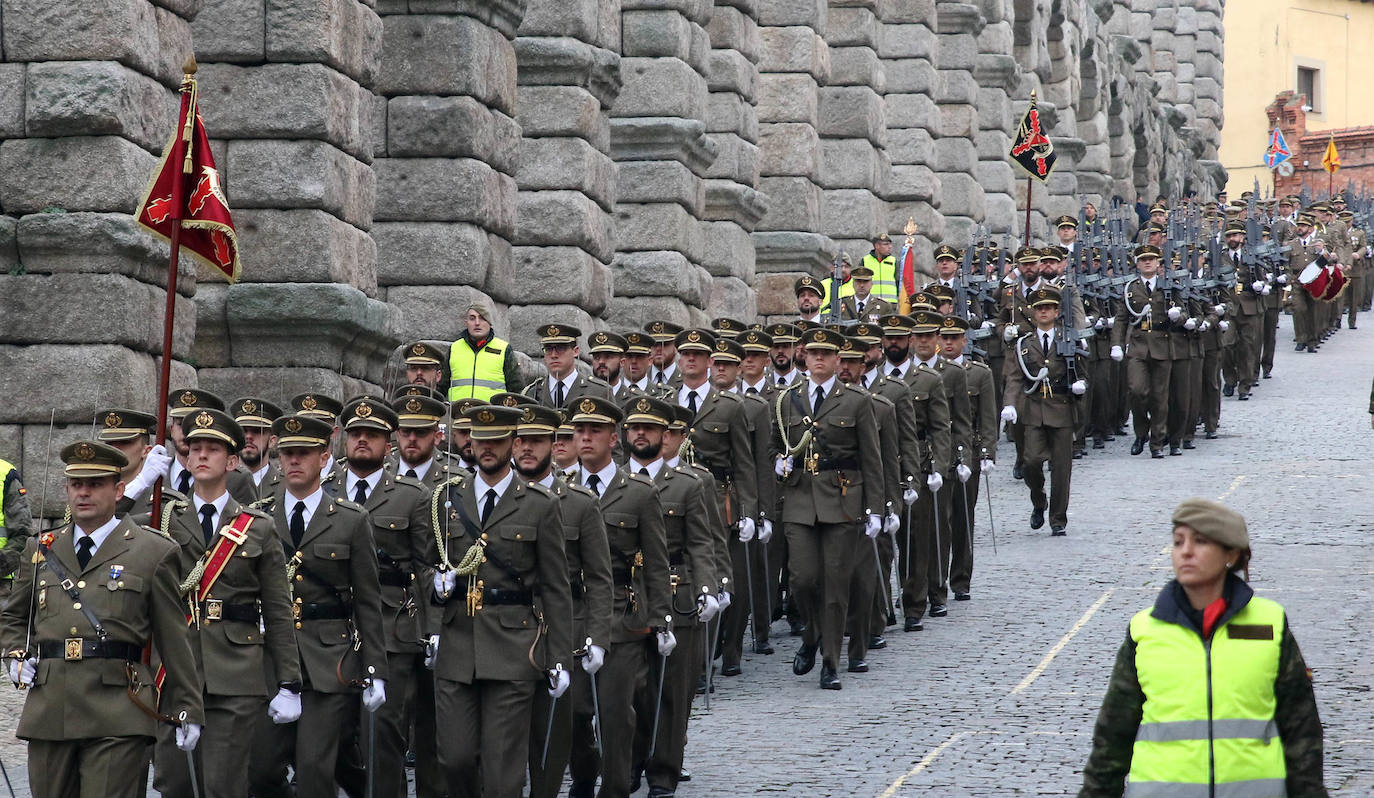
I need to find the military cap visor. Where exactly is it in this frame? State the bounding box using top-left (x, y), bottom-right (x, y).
top-left (794, 276), bottom-right (823, 297)
top-left (933, 245), bottom-right (959, 261)
top-left (62, 440), bottom-right (128, 478)
top-left (850, 323), bottom-right (881, 344)
top-left (490, 391), bottom-right (537, 409)
top-left (515, 405), bottom-right (563, 436)
top-left (622, 331), bottom-right (654, 354)
top-left (739, 329), bottom-right (774, 352)
top-left (938, 315), bottom-right (970, 335)
top-left (674, 328), bottom-right (717, 353)
top-left (587, 330), bottom-right (627, 354)
top-left (850, 266), bottom-right (876, 278)
top-left (878, 314), bottom-right (916, 336)
top-left (96, 408), bottom-right (156, 442)
top-left (342, 398), bottom-right (398, 432)
top-left (403, 341), bottom-right (444, 366)
top-left (765, 323), bottom-right (801, 343)
top-left (667, 404), bottom-right (693, 430)
top-left (568, 396), bottom-right (623, 425)
top-left (231, 397), bottom-right (282, 429)
top-left (463, 405), bottom-right (523, 440)
top-left (538, 324), bottom-right (581, 345)
top-left (909, 312), bottom-right (943, 333)
top-left (272, 414), bottom-right (333, 449)
top-left (182, 409), bottom-right (245, 452)
top-left (801, 328), bottom-right (844, 350)
top-left (449, 398), bottom-right (485, 430)
top-left (644, 320), bottom-right (684, 342)
top-left (1133, 244), bottom-right (1163, 261)
top-left (1028, 288), bottom-right (1062, 308)
top-left (168, 388), bottom-right (225, 418)
top-left (391, 395), bottom-right (446, 429)
top-left (622, 396), bottom-right (673, 427)
top-left (291, 393), bottom-right (343, 421)
top-left (711, 317), bottom-right (748, 337)
top-left (838, 337), bottom-right (866, 359)
top-left (710, 338), bottom-right (745, 363)
top-left (1015, 248), bottom-right (1040, 264)
top-left (1055, 215), bottom-right (1078, 228)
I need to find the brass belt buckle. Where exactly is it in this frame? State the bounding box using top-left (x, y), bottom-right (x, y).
top-left (205, 599), bottom-right (223, 622)
top-left (64, 638), bottom-right (83, 661)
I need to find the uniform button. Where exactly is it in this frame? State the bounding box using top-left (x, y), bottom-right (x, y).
top-left (70, 627), bottom-right (79, 635)
top-left (295, 622), bottom-right (302, 629)
top-left (515, 533), bottom-right (521, 540)
top-left (73, 602), bottom-right (81, 610)
top-left (296, 575), bottom-right (304, 582)
top-left (295, 551), bottom-right (303, 559)
top-left (389, 523), bottom-right (395, 529)
top-left (118, 581), bottom-right (124, 587)
top-left (329, 552), bottom-right (336, 559)
top-left (76, 581), bottom-right (85, 589)
top-left (481, 533), bottom-right (489, 541)
top-left (481, 557), bottom-right (487, 564)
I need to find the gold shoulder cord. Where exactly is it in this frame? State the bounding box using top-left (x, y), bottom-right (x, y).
top-left (430, 476), bottom-right (487, 615)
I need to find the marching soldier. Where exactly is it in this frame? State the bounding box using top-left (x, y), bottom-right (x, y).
top-left (324, 398), bottom-right (434, 798)
top-left (526, 324), bottom-right (614, 407)
top-left (230, 398), bottom-right (283, 498)
top-left (566, 396), bottom-right (672, 798)
top-left (402, 341), bottom-right (447, 391)
top-left (390, 393), bottom-right (460, 488)
top-left (645, 320), bottom-right (685, 386)
top-left (1220, 220), bottom-right (1264, 400)
top-left (166, 390), bottom-right (258, 507)
top-left (765, 323), bottom-right (805, 388)
top-left (95, 408), bottom-right (176, 519)
top-left (1002, 287), bottom-right (1084, 536)
top-left (623, 396), bottom-right (717, 798)
top-left (1165, 255), bottom-right (1200, 456)
top-left (1113, 245), bottom-right (1174, 459)
top-left (1, 441), bottom-right (204, 798)
top-left (250, 414), bottom-right (387, 798)
top-left (775, 328), bottom-right (884, 689)
top-left (427, 404), bottom-right (572, 798)
top-left (1287, 214), bottom-right (1323, 354)
top-left (940, 315), bottom-right (996, 600)
top-left (1338, 209), bottom-right (1366, 329)
top-left (588, 331), bottom-right (629, 397)
top-left (150, 409), bottom-right (301, 798)
top-left (518, 404), bottom-right (615, 798)
top-left (619, 330), bottom-right (673, 398)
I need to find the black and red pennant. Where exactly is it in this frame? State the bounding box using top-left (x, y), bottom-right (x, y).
top-left (1010, 98), bottom-right (1058, 182)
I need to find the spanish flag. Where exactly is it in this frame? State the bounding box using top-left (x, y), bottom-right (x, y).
top-left (1322, 135), bottom-right (1341, 174)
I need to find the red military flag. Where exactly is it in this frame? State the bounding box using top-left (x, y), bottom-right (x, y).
top-left (135, 62), bottom-right (241, 282)
top-left (1009, 91), bottom-right (1057, 182)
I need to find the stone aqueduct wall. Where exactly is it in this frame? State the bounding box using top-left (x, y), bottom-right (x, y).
top-left (0, 0), bottom-right (1225, 513)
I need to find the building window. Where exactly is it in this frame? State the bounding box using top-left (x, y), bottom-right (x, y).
top-left (1298, 66), bottom-right (1321, 114)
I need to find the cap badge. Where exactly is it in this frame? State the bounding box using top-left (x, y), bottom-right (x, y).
top-left (301, 396), bottom-right (318, 411)
top-left (405, 399), bottom-right (422, 414)
top-left (686, 331), bottom-right (701, 343)
top-left (500, 395), bottom-right (518, 407)
top-left (636, 398), bottom-right (651, 413)
top-left (284, 418), bottom-right (302, 434)
top-left (477, 410), bottom-right (495, 424)
top-left (179, 391), bottom-right (197, 406)
top-left (579, 398), bottom-right (597, 414)
top-left (593, 332), bottom-right (606, 344)
top-left (75, 443), bottom-right (95, 461)
top-left (522, 407), bottom-right (536, 422)
top-left (547, 325), bottom-right (560, 337)
top-left (241, 400), bottom-right (257, 414)
top-left (411, 343), bottom-right (426, 355)
top-left (104, 412), bottom-right (121, 428)
top-left (194, 411), bottom-right (214, 428)
top-left (356, 403), bottom-right (373, 418)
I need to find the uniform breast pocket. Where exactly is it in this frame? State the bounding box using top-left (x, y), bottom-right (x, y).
top-left (108, 573), bottom-right (146, 615)
top-left (604, 513), bottom-right (639, 538)
top-left (216, 541), bottom-right (263, 589)
top-left (311, 543), bottom-right (351, 581)
top-left (498, 525), bottom-right (538, 571)
top-left (824, 415), bottom-right (858, 441)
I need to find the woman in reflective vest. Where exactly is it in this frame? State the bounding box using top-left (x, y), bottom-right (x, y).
top-left (446, 304), bottom-right (520, 401)
top-left (1079, 498), bottom-right (1327, 798)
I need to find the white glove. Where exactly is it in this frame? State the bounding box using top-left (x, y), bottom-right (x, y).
top-left (697, 594), bottom-right (720, 624)
top-left (903, 487), bottom-right (918, 505)
top-left (127, 445), bottom-right (174, 498)
top-left (1218, 320), bottom-right (1230, 331)
top-left (176, 722), bottom-right (202, 752)
top-left (1276, 274), bottom-right (1288, 285)
top-left (955, 463), bottom-right (972, 483)
top-left (979, 458), bottom-right (995, 474)
top-left (425, 634), bottom-right (439, 669)
top-left (1251, 280), bottom-right (1265, 293)
top-left (580, 643), bottom-right (606, 675)
top-left (864, 514), bottom-right (882, 538)
top-left (547, 666), bottom-right (570, 698)
top-left (433, 570), bottom-right (456, 598)
top-left (758, 518), bottom-right (774, 544)
top-left (1199, 321), bottom-right (1210, 332)
top-left (1000, 405), bottom-right (1018, 424)
top-left (737, 517), bottom-right (755, 543)
top-left (716, 591), bottom-right (732, 611)
top-left (8, 657), bottom-right (35, 687)
top-left (1093, 317), bottom-right (1106, 330)
top-left (1084, 314), bottom-right (1096, 327)
top-left (1002, 325), bottom-right (1018, 342)
top-left (883, 513), bottom-right (899, 535)
top-left (1071, 379), bottom-right (1087, 396)
top-left (1167, 306), bottom-right (1183, 321)
top-left (926, 472), bottom-right (943, 493)
top-left (657, 629), bottom-right (677, 657)
top-left (1213, 304), bottom-right (1226, 316)
top-left (1110, 345), bottom-right (1124, 362)
top-left (1261, 284), bottom-right (1272, 296)
top-left (980, 320), bottom-right (995, 330)
top-left (1105, 316), bottom-right (1115, 328)
top-left (362, 678), bottom-right (387, 712)
top-left (774, 456), bottom-right (792, 478)
top-left (1183, 318), bottom-right (1197, 331)
top-left (267, 688), bottom-right (302, 724)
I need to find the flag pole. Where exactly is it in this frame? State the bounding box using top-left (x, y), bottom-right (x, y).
top-left (151, 57), bottom-right (199, 521)
top-left (1024, 176), bottom-right (1033, 246)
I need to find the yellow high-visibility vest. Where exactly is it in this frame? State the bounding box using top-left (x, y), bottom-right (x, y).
top-left (447, 337), bottom-right (509, 401)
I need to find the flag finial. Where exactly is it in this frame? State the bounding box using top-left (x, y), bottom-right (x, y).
top-left (183, 56), bottom-right (198, 76)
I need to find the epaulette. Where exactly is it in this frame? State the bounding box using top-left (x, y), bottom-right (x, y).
top-left (524, 480), bottom-right (554, 498)
top-left (628, 471), bottom-right (655, 487)
top-left (565, 481), bottom-right (597, 500)
top-left (715, 389), bottom-right (744, 404)
top-left (334, 498), bottom-right (365, 513)
top-left (393, 473), bottom-right (426, 490)
top-left (871, 393), bottom-right (894, 408)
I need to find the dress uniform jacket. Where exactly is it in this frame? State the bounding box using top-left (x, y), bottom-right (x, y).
top-left (965, 360), bottom-right (999, 462)
top-left (251, 463), bottom-right (283, 501)
top-left (932, 358), bottom-right (973, 467)
top-left (903, 365), bottom-right (954, 477)
top-left (1004, 332), bottom-right (1079, 428)
top-left (682, 388), bottom-right (758, 525)
top-left (840, 295), bottom-right (896, 322)
top-left (0, 518), bottom-right (206, 738)
top-left (867, 375), bottom-right (922, 485)
top-left (430, 476), bottom-right (572, 682)
top-left (1112, 278), bottom-right (1176, 361)
top-left (653, 465), bottom-right (717, 625)
top-left (685, 460), bottom-right (730, 595)
top-left (265, 491), bottom-right (387, 691)
top-left (523, 373), bottom-right (613, 408)
top-left (773, 382), bottom-right (885, 524)
top-left (549, 477), bottom-right (613, 651)
top-left (592, 470), bottom-right (672, 641)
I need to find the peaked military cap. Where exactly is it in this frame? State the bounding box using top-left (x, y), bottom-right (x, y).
top-left (674, 328), bottom-right (717, 353)
top-left (939, 315), bottom-right (970, 335)
top-left (272, 414), bottom-right (333, 449)
top-left (622, 396), bottom-right (674, 427)
top-left (1223, 219), bottom-right (1246, 235)
top-left (926, 284), bottom-right (955, 303)
top-left (1297, 213), bottom-right (1316, 226)
top-left (587, 330), bottom-right (627, 354)
top-left (667, 404), bottom-right (693, 431)
top-left (739, 328), bottom-right (774, 353)
top-left (392, 384), bottom-right (445, 401)
top-left (342, 397), bottom-right (398, 433)
top-left (711, 317), bottom-right (748, 338)
top-left (291, 392), bottom-right (343, 421)
top-left (464, 405), bottom-right (522, 440)
top-left (909, 311), bottom-right (943, 333)
top-left (490, 391), bottom-right (536, 409)
top-left (643, 320), bottom-right (684, 342)
top-left (567, 396), bottom-right (623, 425)
top-left (800, 327), bottom-right (844, 351)
top-left (1054, 214), bottom-right (1078, 228)
top-left (622, 330), bottom-right (654, 354)
top-left (933, 244), bottom-right (960, 261)
top-left (182, 408), bottom-right (245, 452)
top-left (1029, 287), bottom-right (1062, 308)
top-left (169, 388), bottom-right (225, 419)
top-left (873, 232), bottom-right (892, 243)
top-left (1148, 203), bottom-right (1168, 215)
top-left (449, 397), bottom-right (486, 431)
top-left (403, 341), bottom-right (444, 367)
top-left (1015, 247), bottom-right (1040, 264)
top-left (538, 324), bottom-right (581, 346)
top-left (838, 336), bottom-right (866, 359)
top-left (1040, 246), bottom-right (1068, 261)
top-left (515, 404), bottom-right (563, 436)
top-left (851, 265), bottom-right (875, 278)
top-left (1133, 244), bottom-right (1163, 261)
top-left (710, 337), bottom-right (745, 363)
top-left (391, 395), bottom-right (446, 429)
top-left (794, 275), bottom-right (824, 297)
top-left (878, 314), bottom-right (916, 336)
top-left (765, 323), bottom-right (801, 343)
top-left (909, 291), bottom-right (938, 311)
top-left (850, 322), bottom-right (882, 345)
top-left (230, 397), bottom-right (282, 429)
top-left (795, 320), bottom-right (822, 332)
top-left (96, 408), bottom-right (156, 442)
top-left (61, 440), bottom-right (127, 478)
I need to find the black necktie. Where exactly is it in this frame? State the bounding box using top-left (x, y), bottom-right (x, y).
top-left (176, 469), bottom-right (191, 496)
top-left (861, 375), bottom-right (868, 388)
top-left (555, 381), bottom-right (565, 407)
top-left (639, 467), bottom-right (651, 478)
top-left (76, 536), bottom-right (94, 569)
top-left (480, 489), bottom-right (496, 524)
top-left (746, 386), bottom-right (758, 395)
top-left (290, 501), bottom-right (306, 548)
top-left (813, 386), bottom-right (824, 414)
top-left (777, 376), bottom-right (786, 386)
top-left (1043, 333), bottom-right (1051, 354)
top-left (655, 372), bottom-right (665, 385)
top-left (687, 390), bottom-right (698, 415)
top-left (856, 300), bottom-right (865, 315)
top-left (405, 468), bottom-right (418, 480)
top-left (353, 480), bottom-right (368, 505)
top-left (586, 474), bottom-right (601, 497)
top-left (199, 503), bottom-right (216, 545)
top-left (890, 367), bottom-right (901, 378)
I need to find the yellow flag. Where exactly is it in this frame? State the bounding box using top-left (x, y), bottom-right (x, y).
top-left (1322, 135), bottom-right (1341, 174)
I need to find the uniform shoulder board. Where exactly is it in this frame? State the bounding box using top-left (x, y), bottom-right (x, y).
top-left (524, 480), bottom-right (554, 498)
top-left (244, 506), bottom-right (275, 523)
top-left (872, 393), bottom-right (894, 408)
top-left (393, 472), bottom-right (425, 490)
top-left (566, 481), bottom-right (596, 499)
top-left (335, 498), bottom-right (366, 513)
top-left (628, 471), bottom-right (654, 487)
top-left (716, 389), bottom-right (743, 404)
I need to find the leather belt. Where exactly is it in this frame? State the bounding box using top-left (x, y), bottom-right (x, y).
top-left (201, 600), bottom-right (260, 624)
top-left (706, 464), bottom-right (735, 482)
top-left (612, 567), bottom-right (634, 587)
top-left (481, 588), bottom-right (532, 606)
top-left (816, 456), bottom-right (858, 472)
top-left (379, 570), bottom-right (411, 587)
top-left (293, 601), bottom-right (352, 621)
top-left (668, 552), bottom-right (685, 566)
top-left (38, 638), bottom-right (143, 662)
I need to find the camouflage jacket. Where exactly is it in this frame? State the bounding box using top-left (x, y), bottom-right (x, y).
top-left (1079, 577), bottom-right (1327, 798)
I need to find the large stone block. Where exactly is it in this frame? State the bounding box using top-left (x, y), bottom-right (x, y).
top-left (507, 302), bottom-right (597, 355)
top-left (753, 175), bottom-right (821, 232)
top-left (703, 179), bottom-right (767, 227)
top-left (25, 61), bottom-right (174, 152)
top-left (759, 26), bottom-right (829, 80)
top-left (13, 211), bottom-right (199, 294)
top-left (757, 0), bottom-right (825, 28)
top-left (884, 93), bottom-right (939, 133)
top-left (267, 0), bottom-right (383, 87)
top-left (516, 86), bottom-right (609, 149)
top-left (753, 271), bottom-right (802, 315)
top-left (515, 190), bottom-right (613, 261)
top-left (706, 5), bottom-right (761, 61)
top-left (611, 250), bottom-right (707, 306)
top-left (972, 159), bottom-right (1014, 195)
top-left (233, 208), bottom-right (376, 292)
top-left (603, 295), bottom-right (692, 331)
top-left (0, 136), bottom-right (155, 215)
top-left (939, 102), bottom-right (977, 138)
top-left (386, 284), bottom-right (500, 343)
top-left (227, 139), bottom-right (375, 229)
top-left (373, 221), bottom-right (493, 287)
top-left (887, 163), bottom-right (939, 203)
top-left (153, 6), bottom-right (195, 88)
top-left (707, 92), bottom-right (759, 139)
top-left (936, 172), bottom-right (985, 219)
top-left (0, 65), bottom-right (24, 140)
top-left (3, 0), bottom-right (163, 82)
top-left (378, 14), bottom-right (515, 110)
top-left (510, 246), bottom-right (612, 314)
top-left (827, 47), bottom-right (885, 91)
top-left (703, 134), bottom-right (760, 186)
top-left (752, 230), bottom-right (834, 274)
top-left (0, 272), bottom-right (195, 356)
top-left (974, 128), bottom-right (1010, 160)
top-left (757, 122), bottom-right (820, 177)
top-left (707, 275), bottom-right (756, 320)
top-left (373, 157), bottom-right (514, 236)
top-left (879, 0), bottom-right (937, 25)
top-left (818, 138), bottom-right (884, 189)
top-left (518, 137), bottom-right (617, 211)
top-left (622, 9), bottom-right (693, 61)
top-left (820, 189), bottom-right (883, 239)
top-left (818, 86), bottom-right (884, 142)
top-left (756, 73), bottom-right (818, 125)
top-left (191, 0), bottom-right (265, 62)
top-left (223, 281), bottom-right (402, 376)
top-left (610, 118), bottom-right (715, 172)
top-left (699, 219), bottom-right (756, 280)
top-left (827, 6), bottom-right (878, 48)
top-left (615, 160), bottom-right (703, 211)
top-left (613, 203), bottom-right (704, 262)
top-left (707, 49), bottom-right (757, 101)
top-left (0, 343), bottom-right (187, 425)
top-left (517, 0), bottom-right (601, 42)
top-left (936, 68), bottom-right (979, 105)
top-left (933, 136), bottom-right (976, 172)
top-left (202, 63), bottom-right (372, 161)
top-left (877, 23), bottom-right (936, 60)
top-left (884, 58), bottom-right (939, 95)
top-left (886, 127), bottom-right (934, 165)
top-left (613, 57), bottom-right (708, 122)
top-left (387, 95), bottom-right (495, 162)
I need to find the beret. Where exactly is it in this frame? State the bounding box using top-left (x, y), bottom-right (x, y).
top-left (1171, 498), bottom-right (1249, 550)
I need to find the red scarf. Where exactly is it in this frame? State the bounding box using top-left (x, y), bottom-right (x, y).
top-left (1201, 596), bottom-right (1227, 639)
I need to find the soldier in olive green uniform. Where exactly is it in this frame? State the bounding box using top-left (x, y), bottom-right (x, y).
top-left (1, 441), bottom-right (205, 798)
top-left (250, 414), bottom-right (388, 798)
top-left (165, 389), bottom-right (260, 508)
top-left (525, 324), bottom-right (614, 407)
top-left (1286, 215), bottom-right (1323, 353)
top-left (151, 409), bottom-right (301, 798)
top-left (775, 328), bottom-right (885, 690)
top-left (428, 404), bottom-right (573, 798)
top-left (1338, 209), bottom-right (1366, 329)
top-left (1113, 245), bottom-right (1175, 458)
top-left (940, 315), bottom-right (996, 599)
top-left (228, 398), bottom-right (283, 500)
top-left (98, 408), bottom-right (179, 520)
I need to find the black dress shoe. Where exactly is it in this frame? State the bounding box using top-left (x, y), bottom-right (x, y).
top-left (792, 643), bottom-right (817, 675)
top-left (1050, 526), bottom-right (1066, 536)
top-left (928, 604), bottom-right (948, 617)
top-left (569, 780), bottom-right (596, 798)
top-left (1012, 462), bottom-right (1024, 480)
top-left (1237, 392), bottom-right (1250, 401)
top-left (1222, 383), bottom-right (1235, 397)
top-left (1182, 440), bottom-right (1195, 450)
top-left (1072, 449), bottom-right (1084, 460)
top-left (1169, 445), bottom-right (1182, 456)
top-left (680, 769), bottom-right (691, 782)
top-left (886, 611), bottom-right (897, 627)
top-left (1306, 345), bottom-right (1317, 353)
top-left (721, 663), bottom-right (742, 677)
top-left (1030, 506), bottom-right (1045, 529)
top-left (819, 665), bottom-right (842, 690)
top-left (847, 659), bottom-right (869, 673)
top-left (954, 591), bottom-right (971, 601)
top-left (1351, 323), bottom-right (1358, 330)
top-left (1205, 430), bottom-right (1218, 439)
top-left (648, 788), bottom-right (674, 798)
top-left (1092, 438), bottom-right (1105, 449)
top-left (1151, 449), bottom-right (1165, 459)
top-left (1295, 343), bottom-right (1305, 351)
top-left (1130, 438), bottom-right (1145, 456)
top-left (753, 640), bottom-right (775, 655)
top-left (868, 635), bottom-right (887, 649)
top-left (1262, 369), bottom-right (1272, 378)
top-left (904, 617), bottom-right (924, 632)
